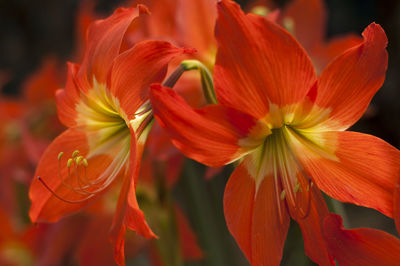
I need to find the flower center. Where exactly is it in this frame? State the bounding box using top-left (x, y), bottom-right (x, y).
top-left (39, 79), bottom-right (154, 203)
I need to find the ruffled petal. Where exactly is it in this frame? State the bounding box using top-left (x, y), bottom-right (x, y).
top-left (150, 84), bottom-right (259, 167)
top-left (110, 40), bottom-right (194, 118)
top-left (110, 127), bottom-right (155, 266)
top-left (214, 0), bottom-right (316, 118)
top-left (29, 129), bottom-right (114, 223)
top-left (224, 159), bottom-right (290, 265)
top-left (77, 6), bottom-right (144, 86)
top-left (314, 23), bottom-right (388, 130)
top-left (323, 213), bottom-right (400, 266)
top-left (297, 131), bottom-right (400, 217)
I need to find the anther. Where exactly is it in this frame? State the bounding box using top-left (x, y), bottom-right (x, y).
top-left (82, 159), bottom-right (88, 167)
top-left (67, 158), bottom-right (73, 168)
top-left (72, 150), bottom-right (80, 157)
top-left (75, 156), bottom-right (83, 165)
top-left (280, 190), bottom-right (286, 200)
top-left (58, 152), bottom-right (64, 160)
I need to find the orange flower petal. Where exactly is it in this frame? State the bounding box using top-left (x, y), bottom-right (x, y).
top-left (299, 131), bottom-right (400, 217)
top-left (150, 84), bottom-right (257, 167)
top-left (109, 127), bottom-right (155, 265)
top-left (77, 7), bottom-right (143, 87)
top-left (110, 40), bottom-right (193, 118)
top-left (56, 62), bottom-right (81, 128)
top-left (29, 129), bottom-right (113, 223)
top-left (292, 187), bottom-right (334, 265)
top-left (224, 160), bottom-right (290, 265)
top-left (214, 0), bottom-right (316, 118)
top-left (315, 23), bottom-right (388, 130)
top-left (323, 213), bottom-right (400, 266)
top-left (312, 34), bottom-right (363, 73)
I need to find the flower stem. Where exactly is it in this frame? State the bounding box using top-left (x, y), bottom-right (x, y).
top-left (181, 59), bottom-right (217, 104)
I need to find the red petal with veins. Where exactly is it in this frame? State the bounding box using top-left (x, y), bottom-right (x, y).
top-left (323, 213), bottom-right (400, 266)
top-left (77, 7), bottom-right (143, 87)
top-left (214, 0), bottom-right (316, 118)
top-left (224, 159), bottom-right (290, 265)
top-left (315, 23), bottom-right (388, 130)
top-left (29, 129), bottom-right (114, 223)
top-left (110, 40), bottom-right (194, 119)
top-left (150, 84), bottom-right (258, 167)
top-left (299, 131), bottom-right (400, 218)
top-left (291, 185), bottom-right (334, 265)
top-left (110, 128), bottom-right (155, 266)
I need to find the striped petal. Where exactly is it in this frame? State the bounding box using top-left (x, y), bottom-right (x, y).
top-left (214, 0), bottom-right (316, 119)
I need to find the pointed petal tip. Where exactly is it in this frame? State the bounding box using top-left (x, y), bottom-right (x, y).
top-left (363, 22), bottom-right (388, 47)
top-left (137, 4), bottom-right (150, 15)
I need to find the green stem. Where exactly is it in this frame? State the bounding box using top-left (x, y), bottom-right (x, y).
top-left (181, 60), bottom-right (217, 104)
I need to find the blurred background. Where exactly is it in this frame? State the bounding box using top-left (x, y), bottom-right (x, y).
top-left (0, 0), bottom-right (399, 265)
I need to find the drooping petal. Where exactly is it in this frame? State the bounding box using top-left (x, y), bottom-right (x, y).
top-left (314, 23), bottom-right (388, 130)
top-left (110, 127), bottom-right (155, 266)
top-left (291, 185), bottom-right (334, 265)
top-left (77, 6), bottom-right (144, 87)
top-left (29, 129), bottom-right (116, 223)
top-left (297, 131), bottom-right (400, 217)
top-left (323, 213), bottom-right (400, 266)
top-left (150, 84), bottom-right (260, 167)
top-left (224, 160), bottom-right (290, 265)
top-left (214, 0), bottom-right (316, 118)
top-left (110, 40), bottom-right (194, 118)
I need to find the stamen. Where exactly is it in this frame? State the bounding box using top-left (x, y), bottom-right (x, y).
top-left (37, 176), bottom-right (94, 204)
top-left (67, 158), bottom-right (73, 168)
top-left (57, 152), bottom-right (64, 160)
top-left (72, 150), bottom-right (80, 158)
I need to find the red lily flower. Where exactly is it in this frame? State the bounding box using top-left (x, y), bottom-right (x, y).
top-left (150, 0), bottom-right (400, 264)
top-left (28, 5), bottom-right (192, 265)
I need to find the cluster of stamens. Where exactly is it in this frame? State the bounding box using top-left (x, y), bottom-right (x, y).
top-left (38, 150), bottom-right (105, 204)
top-left (263, 126), bottom-right (313, 222)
